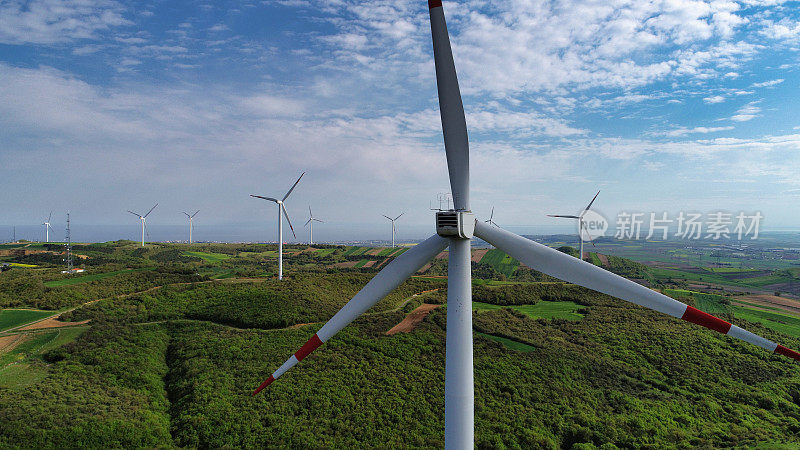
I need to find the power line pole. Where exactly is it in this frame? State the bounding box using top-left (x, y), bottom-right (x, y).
top-left (64, 212), bottom-right (73, 273)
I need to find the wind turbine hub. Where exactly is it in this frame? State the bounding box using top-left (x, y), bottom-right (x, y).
top-left (435, 211), bottom-right (475, 239)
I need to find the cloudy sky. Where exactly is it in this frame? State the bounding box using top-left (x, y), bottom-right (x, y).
top-left (2, 0), bottom-right (800, 241)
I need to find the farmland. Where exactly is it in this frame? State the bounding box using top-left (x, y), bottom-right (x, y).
top-left (1, 239), bottom-right (800, 447)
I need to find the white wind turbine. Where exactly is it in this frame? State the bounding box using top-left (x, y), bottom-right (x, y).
top-left (382, 213), bottom-right (403, 247)
top-left (304, 207), bottom-right (324, 245)
top-left (41, 211), bottom-right (53, 243)
top-left (484, 207), bottom-right (498, 227)
top-left (127, 204), bottom-right (157, 247)
top-left (253, 2), bottom-right (800, 448)
top-left (251, 173), bottom-right (304, 281)
top-left (548, 190), bottom-right (600, 261)
top-left (183, 210), bottom-right (199, 244)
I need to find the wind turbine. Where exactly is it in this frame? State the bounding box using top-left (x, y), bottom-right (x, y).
top-left (41, 211), bottom-right (53, 243)
top-left (382, 213), bottom-right (403, 247)
top-left (183, 210), bottom-right (199, 244)
top-left (251, 172), bottom-right (304, 280)
top-left (484, 207), bottom-right (498, 227)
top-left (252, 3), bottom-right (800, 448)
top-left (127, 204), bottom-right (157, 247)
top-left (304, 207), bottom-right (324, 245)
top-left (548, 190), bottom-right (600, 261)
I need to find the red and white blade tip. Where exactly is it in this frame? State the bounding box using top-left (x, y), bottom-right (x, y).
top-left (252, 334), bottom-right (324, 396)
top-left (429, 0), bottom-right (442, 8)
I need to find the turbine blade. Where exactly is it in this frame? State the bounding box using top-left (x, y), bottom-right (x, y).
top-left (394, 213), bottom-right (404, 221)
top-left (473, 221), bottom-right (800, 362)
top-left (309, 206), bottom-right (313, 218)
top-left (144, 222), bottom-right (150, 238)
top-left (252, 234), bottom-right (448, 395)
top-left (183, 212), bottom-right (191, 218)
top-left (127, 210), bottom-right (142, 217)
top-left (382, 215), bottom-right (392, 221)
top-left (144, 203), bottom-right (158, 218)
top-left (192, 210), bottom-right (199, 218)
top-left (48, 211), bottom-right (52, 222)
top-left (282, 204), bottom-right (296, 239)
top-left (548, 215), bottom-right (580, 219)
top-left (304, 218), bottom-right (312, 227)
top-left (489, 207), bottom-right (494, 221)
top-left (583, 190), bottom-right (600, 212)
top-left (282, 172), bottom-right (305, 201)
top-left (251, 195), bottom-right (279, 203)
top-left (429, 1), bottom-right (469, 210)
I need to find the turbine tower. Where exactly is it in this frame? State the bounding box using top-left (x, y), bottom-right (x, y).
top-left (252, 3), bottom-right (800, 448)
top-left (127, 204), bottom-right (157, 247)
top-left (548, 190), bottom-right (600, 261)
top-left (183, 210), bottom-right (199, 244)
top-left (251, 172), bottom-right (304, 280)
top-left (304, 207), bottom-right (324, 245)
top-left (42, 211), bottom-right (53, 243)
top-left (382, 213), bottom-right (403, 247)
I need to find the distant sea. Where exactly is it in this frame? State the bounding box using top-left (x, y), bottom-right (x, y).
top-left (3, 223), bottom-right (799, 246)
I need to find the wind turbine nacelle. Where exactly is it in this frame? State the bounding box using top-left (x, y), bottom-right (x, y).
top-left (436, 211), bottom-right (475, 239)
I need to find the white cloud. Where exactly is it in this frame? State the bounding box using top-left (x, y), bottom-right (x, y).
top-left (751, 78), bottom-right (784, 88)
top-left (0, 0), bottom-right (131, 45)
top-left (730, 101), bottom-right (761, 121)
top-left (656, 126), bottom-right (735, 137)
top-left (703, 95), bottom-right (726, 103)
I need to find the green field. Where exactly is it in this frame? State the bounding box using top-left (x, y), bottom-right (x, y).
top-left (0, 309), bottom-right (54, 332)
top-left (377, 247), bottom-right (396, 256)
top-left (732, 307), bottom-right (800, 339)
top-left (312, 248), bottom-right (336, 257)
top-left (9, 263), bottom-right (37, 268)
top-left (479, 249), bottom-right (520, 277)
top-left (473, 300), bottom-right (584, 321)
top-left (183, 251), bottom-right (230, 263)
top-left (353, 259), bottom-right (369, 268)
top-left (43, 268), bottom-right (145, 287)
top-left (475, 331), bottom-right (537, 352)
top-left (589, 252), bottom-right (603, 266)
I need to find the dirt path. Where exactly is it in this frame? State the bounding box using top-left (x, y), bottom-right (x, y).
top-left (386, 304), bottom-right (440, 335)
top-left (20, 318), bottom-right (90, 331)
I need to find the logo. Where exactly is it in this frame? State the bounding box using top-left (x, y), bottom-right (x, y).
top-left (580, 210), bottom-right (608, 241)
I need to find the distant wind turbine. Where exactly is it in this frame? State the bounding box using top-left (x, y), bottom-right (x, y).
top-left (183, 210), bottom-right (199, 244)
top-left (251, 172), bottom-right (304, 280)
top-left (42, 211), bottom-right (53, 243)
top-left (127, 204), bottom-right (157, 247)
top-left (304, 207), bottom-right (324, 245)
top-left (484, 207), bottom-right (498, 227)
top-left (548, 190), bottom-right (600, 261)
top-left (382, 213), bottom-right (403, 247)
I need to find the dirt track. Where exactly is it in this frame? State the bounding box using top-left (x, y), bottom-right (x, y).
top-left (20, 318), bottom-right (89, 331)
top-left (386, 303), bottom-right (440, 335)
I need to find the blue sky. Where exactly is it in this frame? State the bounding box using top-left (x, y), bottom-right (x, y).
top-left (1, 0), bottom-right (800, 241)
